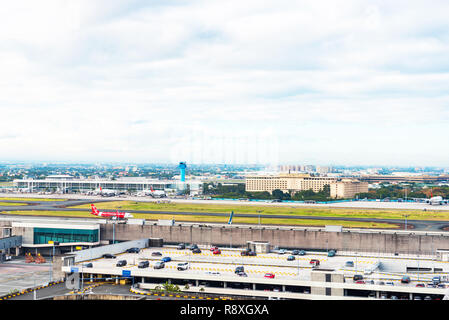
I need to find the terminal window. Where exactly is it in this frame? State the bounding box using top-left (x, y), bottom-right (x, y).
top-left (33, 227), bottom-right (98, 244)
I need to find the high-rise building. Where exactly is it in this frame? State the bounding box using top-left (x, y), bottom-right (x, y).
top-left (245, 173), bottom-right (337, 194)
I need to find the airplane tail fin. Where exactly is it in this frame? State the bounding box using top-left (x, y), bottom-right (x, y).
top-left (91, 204), bottom-right (99, 215)
top-left (228, 211), bottom-right (234, 225)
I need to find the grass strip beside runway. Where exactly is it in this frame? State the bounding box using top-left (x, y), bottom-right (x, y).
top-left (0, 210), bottom-right (398, 229)
top-left (0, 197), bottom-right (66, 201)
top-left (69, 200), bottom-right (449, 222)
top-left (0, 202), bottom-right (30, 206)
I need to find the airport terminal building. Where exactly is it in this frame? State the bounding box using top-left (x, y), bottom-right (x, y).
top-left (13, 175), bottom-right (203, 195)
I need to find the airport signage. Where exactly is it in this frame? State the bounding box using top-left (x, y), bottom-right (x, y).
top-left (71, 267), bottom-right (79, 273)
top-left (122, 270), bottom-right (131, 278)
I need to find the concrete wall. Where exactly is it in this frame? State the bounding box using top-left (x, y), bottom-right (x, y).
top-left (101, 224), bottom-right (449, 255)
top-left (73, 238), bottom-right (149, 262)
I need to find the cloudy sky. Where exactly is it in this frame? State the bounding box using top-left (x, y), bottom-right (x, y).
top-left (1, 0), bottom-right (449, 166)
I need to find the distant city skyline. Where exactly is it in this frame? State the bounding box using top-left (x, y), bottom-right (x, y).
top-left (1, 1), bottom-right (449, 166)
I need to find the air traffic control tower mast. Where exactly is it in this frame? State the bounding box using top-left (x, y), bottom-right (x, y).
top-left (178, 162), bottom-right (187, 182)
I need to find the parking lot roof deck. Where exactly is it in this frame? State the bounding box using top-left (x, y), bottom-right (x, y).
top-left (61, 265), bottom-right (448, 296)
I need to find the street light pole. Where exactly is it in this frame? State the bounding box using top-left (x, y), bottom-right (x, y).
top-left (404, 214), bottom-right (410, 231)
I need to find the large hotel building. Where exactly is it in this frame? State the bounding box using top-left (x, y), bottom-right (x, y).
top-left (245, 174), bottom-right (368, 199)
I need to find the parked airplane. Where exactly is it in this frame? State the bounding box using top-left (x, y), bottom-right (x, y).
top-left (426, 196), bottom-right (448, 205)
top-left (136, 187), bottom-right (166, 197)
top-left (149, 186), bottom-right (166, 198)
top-left (91, 204), bottom-right (133, 219)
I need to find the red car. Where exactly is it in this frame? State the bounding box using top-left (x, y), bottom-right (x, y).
top-left (355, 280), bottom-right (365, 284)
top-left (264, 273), bottom-right (275, 279)
top-left (210, 246), bottom-right (218, 252)
top-left (213, 249), bottom-right (221, 255)
top-left (309, 259), bottom-right (320, 266)
top-left (416, 283), bottom-right (425, 287)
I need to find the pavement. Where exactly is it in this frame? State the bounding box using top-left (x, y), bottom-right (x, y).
top-left (0, 258), bottom-right (52, 297)
top-left (0, 193), bottom-right (449, 231)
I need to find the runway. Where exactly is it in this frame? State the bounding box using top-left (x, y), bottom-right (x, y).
top-left (0, 195), bottom-right (448, 231)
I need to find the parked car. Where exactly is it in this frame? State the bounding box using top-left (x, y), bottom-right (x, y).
top-left (386, 281), bottom-right (394, 286)
top-left (83, 262), bottom-right (93, 268)
top-left (206, 271), bottom-right (220, 275)
top-left (424, 296), bottom-right (432, 300)
top-left (151, 252), bottom-right (162, 257)
top-left (309, 259), bottom-right (320, 267)
top-left (188, 244), bottom-right (198, 250)
top-left (278, 249), bottom-right (286, 255)
top-left (366, 280), bottom-right (375, 285)
top-left (213, 249), bottom-right (221, 255)
top-left (355, 280), bottom-right (365, 284)
top-left (353, 274), bottom-right (363, 281)
top-left (415, 283), bottom-right (425, 287)
top-left (376, 281), bottom-right (385, 285)
top-left (210, 246), bottom-right (219, 252)
top-left (401, 276), bottom-right (411, 284)
top-left (390, 295), bottom-right (398, 300)
top-left (264, 273), bottom-right (275, 279)
top-left (161, 257), bottom-right (171, 263)
top-left (154, 261), bottom-right (165, 269)
top-left (235, 266), bottom-right (245, 274)
top-left (177, 243), bottom-right (185, 250)
top-left (298, 250), bottom-right (306, 256)
top-left (237, 272), bottom-right (248, 277)
top-left (413, 296), bottom-right (422, 300)
top-left (138, 261), bottom-right (149, 268)
top-left (287, 255), bottom-right (295, 261)
top-left (116, 260), bottom-right (127, 267)
top-left (292, 250), bottom-right (300, 255)
top-left (432, 276), bottom-right (441, 285)
top-left (177, 262), bottom-right (189, 271)
top-left (192, 248), bottom-right (201, 254)
top-left (327, 250), bottom-right (336, 257)
top-left (248, 251), bottom-right (257, 256)
top-left (240, 249), bottom-right (251, 256)
top-left (102, 253), bottom-right (116, 259)
top-left (438, 284), bottom-right (446, 288)
top-left (126, 247), bottom-right (140, 253)
top-left (345, 261), bottom-right (354, 267)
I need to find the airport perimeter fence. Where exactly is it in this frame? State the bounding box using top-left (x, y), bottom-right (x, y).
top-left (202, 198), bottom-right (420, 204)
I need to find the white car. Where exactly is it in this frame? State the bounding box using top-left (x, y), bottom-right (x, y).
top-left (177, 262), bottom-right (189, 271)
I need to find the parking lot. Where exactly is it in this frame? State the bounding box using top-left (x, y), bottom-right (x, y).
top-left (74, 245), bottom-right (449, 289)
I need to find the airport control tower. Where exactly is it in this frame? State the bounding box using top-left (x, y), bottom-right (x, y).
top-left (178, 162), bottom-right (187, 182)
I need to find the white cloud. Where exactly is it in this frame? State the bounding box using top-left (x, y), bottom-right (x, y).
top-left (0, 0), bottom-right (449, 165)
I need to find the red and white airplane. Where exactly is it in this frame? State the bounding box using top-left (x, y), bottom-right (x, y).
top-left (91, 204), bottom-right (133, 219)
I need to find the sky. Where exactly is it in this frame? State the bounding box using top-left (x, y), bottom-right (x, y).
top-left (1, 0), bottom-right (449, 166)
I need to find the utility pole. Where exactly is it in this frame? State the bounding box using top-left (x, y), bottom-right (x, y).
top-left (49, 241), bottom-right (59, 282)
top-left (404, 214), bottom-right (410, 231)
top-left (112, 220), bottom-right (115, 244)
top-left (256, 210), bottom-right (262, 225)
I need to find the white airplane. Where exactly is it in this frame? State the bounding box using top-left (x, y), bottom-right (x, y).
top-left (94, 187), bottom-right (116, 197)
top-left (426, 196), bottom-right (448, 206)
top-left (137, 187), bottom-right (166, 198)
